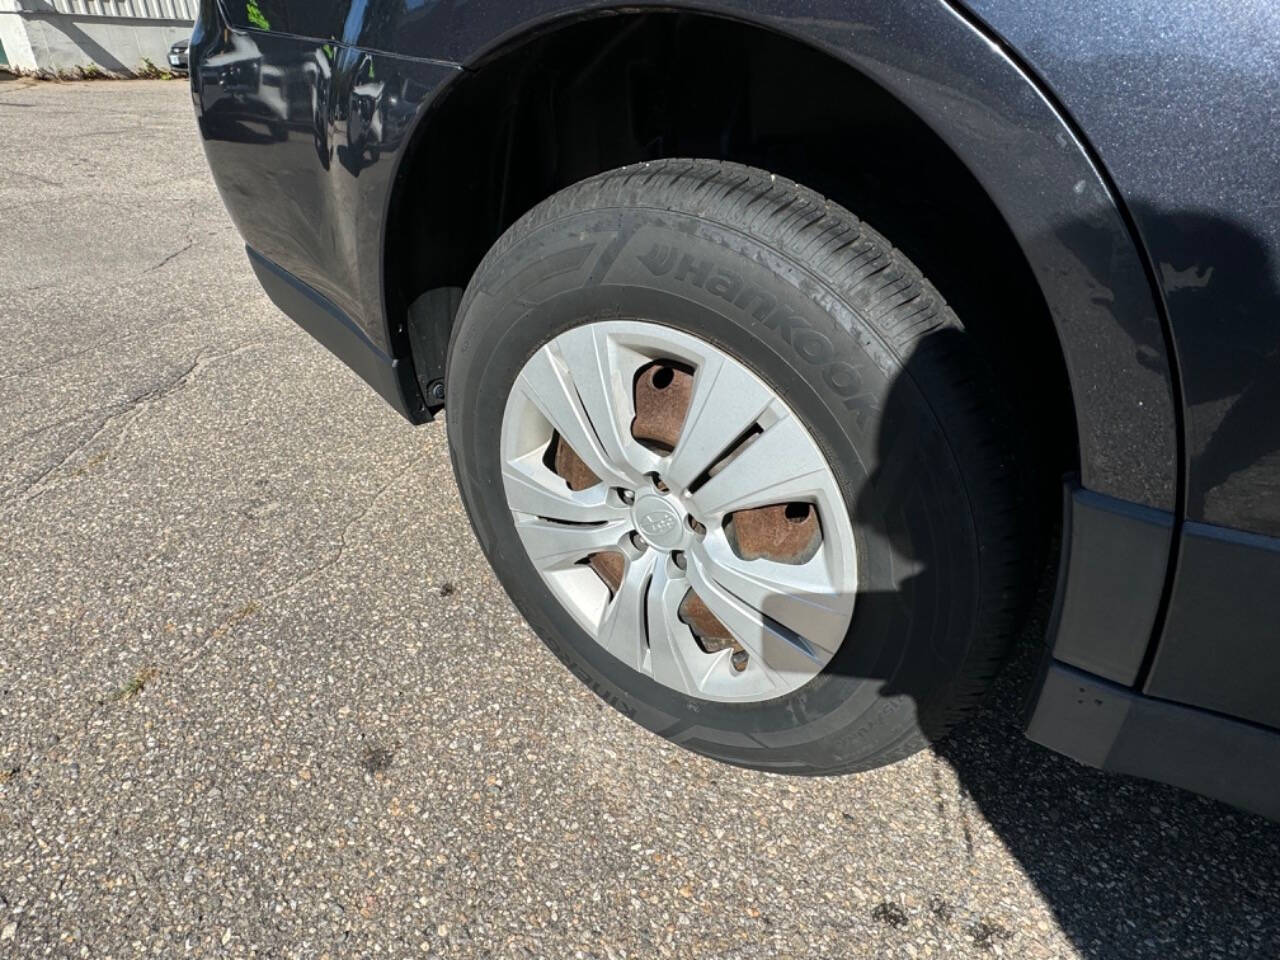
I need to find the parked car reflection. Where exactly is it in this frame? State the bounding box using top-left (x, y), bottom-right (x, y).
top-left (167, 38), bottom-right (189, 75)
top-left (196, 32), bottom-right (335, 157)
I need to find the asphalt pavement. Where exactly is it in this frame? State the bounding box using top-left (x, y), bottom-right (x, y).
top-left (1, 79), bottom-right (1278, 960)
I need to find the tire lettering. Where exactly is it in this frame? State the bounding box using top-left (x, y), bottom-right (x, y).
top-left (706, 268), bottom-right (743, 300)
top-left (673, 252), bottom-right (714, 287)
top-left (637, 241), bottom-right (874, 411)
top-left (793, 329), bottom-right (833, 364)
top-left (734, 287), bottom-right (777, 323)
top-left (638, 242), bottom-right (679, 276)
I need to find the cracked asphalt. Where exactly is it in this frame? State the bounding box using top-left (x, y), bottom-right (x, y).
top-left (2, 79), bottom-right (1279, 960)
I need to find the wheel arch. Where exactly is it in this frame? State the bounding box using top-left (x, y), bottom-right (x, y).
top-left (381, 2), bottom-right (1179, 514)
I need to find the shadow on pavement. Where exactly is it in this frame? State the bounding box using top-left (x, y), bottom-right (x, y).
top-left (854, 206), bottom-right (1280, 956)
top-left (937, 629), bottom-right (1280, 959)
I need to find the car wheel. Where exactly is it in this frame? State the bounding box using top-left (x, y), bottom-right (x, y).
top-left (446, 159), bottom-right (1032, 773)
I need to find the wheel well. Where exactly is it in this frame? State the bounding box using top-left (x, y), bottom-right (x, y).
top-left (385, 11), bottom-right (1077, 509)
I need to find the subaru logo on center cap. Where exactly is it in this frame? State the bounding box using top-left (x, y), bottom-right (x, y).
top-left (633, 496), bottom-right (684, 548)
top-left (640, 510), bottom-right (678, 537)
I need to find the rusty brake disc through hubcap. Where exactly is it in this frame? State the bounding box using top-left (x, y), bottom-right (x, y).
top-left (550, 360), bottom-right (823, 673)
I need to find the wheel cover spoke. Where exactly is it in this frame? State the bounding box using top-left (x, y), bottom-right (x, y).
top-left (691, 414), bottom-right (833, 519)
top-left (596, 552), bottom-right (656, 671)
top-left (514, 345), bottom-right (636, 487)
top-left (691, 537), bottom-right (851, 654)
top-left (646, 562), bottom-right (709, 695)
top-left (554, 325), bottom-right (654, 478)
top-left (502, 453), bottom-right (625, 524)
top-left (685, 551), bottom-right (823, 685)
top-left (514, 516), bottom-right (629, 570)
top-left (664, 354), bottom-right (774, 492)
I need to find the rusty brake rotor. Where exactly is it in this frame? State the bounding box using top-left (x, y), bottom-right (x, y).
top-left (548, 359), bottom-right (821, 670)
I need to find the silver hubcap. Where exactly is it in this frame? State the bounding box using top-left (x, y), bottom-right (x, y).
top-left (499, 321), bottom-right (857, 702)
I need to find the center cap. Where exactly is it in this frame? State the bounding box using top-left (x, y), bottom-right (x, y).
top-left (632, 495), bottom-right (685, 550)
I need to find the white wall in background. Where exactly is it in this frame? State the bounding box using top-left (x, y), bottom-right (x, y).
top-left (0, 1), bottom-right (192, 74)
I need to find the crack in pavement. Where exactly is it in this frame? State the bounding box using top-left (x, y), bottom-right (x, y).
top-left (0, 200), bottom-right (215, 295)
top-left (0, 331), bottom-right (295, 785)
top-left (142, 203), bottom-right (202, 276)
top-left (143, 237), bottom-right (196, 275)
top-left (1, 337), bottom-right (286, 511)
top-left (0, 316), bottom-right (197, 386)
top-left (7, 357), bottom-right (201, 504)
top-left (254, 452), bottom-right (435, 611)
top-left (3, 170), bottom-right (63, 188)
top-left (0, 408), bottom-right (100, 456)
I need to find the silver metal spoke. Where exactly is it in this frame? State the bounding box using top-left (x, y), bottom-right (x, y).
top-left (596, 552), bottom-right (656, 671)
top-left (554, 325), bottom-right (653, 479)
top-left (645, 564), bottom-right (708, 696)
top-left (514, 345), bottom-right (634, 487)
top-left (691, 414), bottom-right (834, 519)
top-left (501, 454), bottom-right (627, 524)
top-left (664, 353), bottom-right (773, 492)
top-left (691, 538), bottom-right (853, 654)
top-left (686, 554), bottom-right (825, 684)
top-left (514, 517), bottom-right (629, 570)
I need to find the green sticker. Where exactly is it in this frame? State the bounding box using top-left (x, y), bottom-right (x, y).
top-left (245, 1), bottom-right (271, 30)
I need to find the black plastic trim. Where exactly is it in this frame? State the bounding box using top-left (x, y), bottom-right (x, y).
top-left (1026, 662), bottom-right (1280, 821)
top-left (1046, 484), bottom-right (1174, 685)
top-left (247, 247), bottom-right (429, 424)
top-left (1145, 522), bottom-right (1280, 730)
top-left (406, 286), bottom-right (463, 415)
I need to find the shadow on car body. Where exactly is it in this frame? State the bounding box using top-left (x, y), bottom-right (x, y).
top-left (833, 210), bottom-right (1280, 956)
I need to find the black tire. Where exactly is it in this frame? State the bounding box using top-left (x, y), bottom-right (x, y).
top-left (446, 159), bottom-right (1032, 773)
